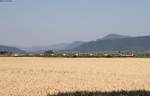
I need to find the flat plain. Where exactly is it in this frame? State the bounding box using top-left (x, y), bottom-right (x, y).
top-left (0, 57), bottom-right (150, 96)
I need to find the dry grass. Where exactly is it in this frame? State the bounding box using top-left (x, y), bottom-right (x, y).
top-left (0, 57), bottom-right (150, 96)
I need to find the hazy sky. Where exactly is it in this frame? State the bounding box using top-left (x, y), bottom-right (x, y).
top-left (0, 0), bottom-right (150, 46)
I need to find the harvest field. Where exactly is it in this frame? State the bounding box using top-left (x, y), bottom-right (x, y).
top-left (0, 57), bottom-right (150, 96)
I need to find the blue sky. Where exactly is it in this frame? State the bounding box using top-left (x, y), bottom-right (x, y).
top-left (0, 0), bottom-right (150, 46)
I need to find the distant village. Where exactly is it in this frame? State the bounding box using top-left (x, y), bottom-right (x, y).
top-left (0, 50), bottom-right (147, 57)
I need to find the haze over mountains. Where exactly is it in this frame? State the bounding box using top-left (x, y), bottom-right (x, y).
top-left (0, 45), bottom-right (25, 53)
top-left (1, 34), bottom-right (150, 53)
top-left (17, 41), bottom-right (85, 52)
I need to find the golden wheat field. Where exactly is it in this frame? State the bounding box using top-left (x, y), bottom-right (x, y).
top-left (0, 57), bottom-right (150, 96)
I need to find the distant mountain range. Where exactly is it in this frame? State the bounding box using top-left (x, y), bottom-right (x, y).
top-left (97, 34), bottom-right (131, 41)
top-left (17, 41), bottom-right (85, 52)
top-left (17, 34), bottom-right (130, 52)
top-left (0, 45), bottom-right (25, 53)
top-left (73, 35), bottom-right (150, 52)
top-left (1, 34), bottom-right (150, 53)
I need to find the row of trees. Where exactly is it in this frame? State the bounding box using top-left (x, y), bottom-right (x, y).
top-left (44, 50), bottom-right (54, 54)
top-left (0, 51), bottom-right (9, 54)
